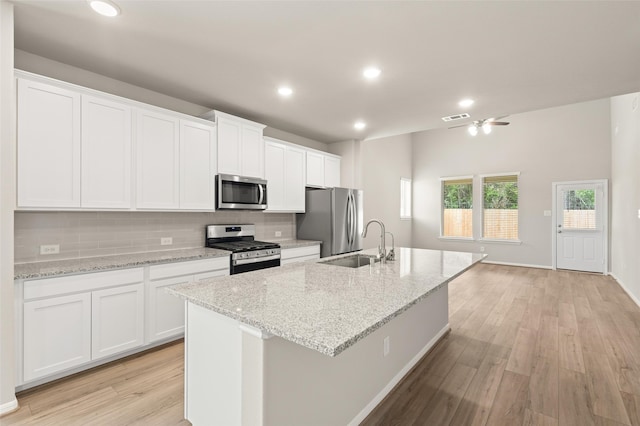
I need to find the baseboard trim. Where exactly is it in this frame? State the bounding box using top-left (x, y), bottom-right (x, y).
top-left (347, 323), bottom-right (451, 426)
top-left (0, 397), bottom-right (19, 417)
top-left (481, 260), bottom-right (553, 270)
top-left (609, 272), bottom-right (640, 309)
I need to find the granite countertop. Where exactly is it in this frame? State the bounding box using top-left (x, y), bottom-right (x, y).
top-left (168, 247), bottom-right (486, 357)
top-left (14, 248), bottom-right (231, 280)
top-left (13, 240), bottom-right (320, 280)
top-left (274, 239), bottom-right (322, 249)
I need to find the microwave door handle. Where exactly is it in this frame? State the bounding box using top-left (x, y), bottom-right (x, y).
top-left (258, 184), bottom-right (265, 205)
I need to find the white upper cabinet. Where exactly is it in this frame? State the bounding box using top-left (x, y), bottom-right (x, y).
top-left (17, 78), bottom-right (81, 208)
top-left (81, 95), bottom-right (132, 209)
top-left (324, 155), bottom-right (341, 188)
top-left (16, 73), bottom-right (218, 212)
top-left (180, 120), bottom-right (217, 210)
top-left (212, 111), bottom-right (266, 179)
top-left (305, 151), bottom-right (325, 188)
top-left (135, 109), bottom-right (181, 209)
top-left (264, 138), bottom-right (306, 212)
top-left (305, 150), bottom-right (341, 188)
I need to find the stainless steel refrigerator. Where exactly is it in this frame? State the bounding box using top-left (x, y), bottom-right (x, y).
top-left (296, 187), bottom-right (363, 258)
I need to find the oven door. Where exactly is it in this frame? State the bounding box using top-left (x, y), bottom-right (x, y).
top-left (216, 174), bottom-right (267, 210)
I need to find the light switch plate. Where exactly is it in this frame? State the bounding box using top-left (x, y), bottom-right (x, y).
top-left (544, 210), bottom-right (551, 217)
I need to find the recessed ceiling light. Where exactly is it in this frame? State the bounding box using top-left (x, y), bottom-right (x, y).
top-left (277, 87), bottom-right (293, 97)
top-left (88, 0), bottom-right (120, 17)
top-left (354, 121), bottom-right (366, 130)
top-left (363, 67), bottom-right (381, 80)
top-left (459, 99), bottom-right (474, 108)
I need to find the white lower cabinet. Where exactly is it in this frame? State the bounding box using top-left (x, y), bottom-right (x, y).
top-left (92, 283), bottom-right (145, 360)
top-left (23, 293), bottom-right (91, 382)
top-left (147, 258), bottom-right (229, 344)
top-left (17, 257), bottom-right (229, 388)
top-left (281, 245), bottom-right (321, 265)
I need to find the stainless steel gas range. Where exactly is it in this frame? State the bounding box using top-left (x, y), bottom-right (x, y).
top-left (205, 224), bottom-right (281, 274)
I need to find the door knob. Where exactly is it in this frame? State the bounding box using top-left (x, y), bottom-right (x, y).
top-left (558, 230), bottom-right (562, 233)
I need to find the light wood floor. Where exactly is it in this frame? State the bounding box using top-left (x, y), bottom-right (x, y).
top-left (2, 264), bottom-right (640, 425)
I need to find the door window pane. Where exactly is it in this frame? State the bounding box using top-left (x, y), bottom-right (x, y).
top-left (442, 179), bottom-right (473, 237)
top-left (562, 189), bottom-right (596, 230)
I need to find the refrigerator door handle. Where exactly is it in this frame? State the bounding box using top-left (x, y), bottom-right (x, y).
top-left (349, 192), bottom-right (355, 247)
top-left (346, 193), bottom-right (352, 246)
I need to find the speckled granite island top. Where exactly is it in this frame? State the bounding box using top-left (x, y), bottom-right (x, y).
top-left (14, 248), bottom-right (231, 280)
top-left (168, 247), bottom-right (486, 357)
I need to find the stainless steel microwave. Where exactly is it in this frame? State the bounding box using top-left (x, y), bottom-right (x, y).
top-left (216, 174), bottom-right (268, 210)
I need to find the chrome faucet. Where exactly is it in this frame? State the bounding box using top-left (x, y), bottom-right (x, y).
top-left (385, 231), bottom-right (395, 261)
top-left (362, 219), bottom-right (386, 263)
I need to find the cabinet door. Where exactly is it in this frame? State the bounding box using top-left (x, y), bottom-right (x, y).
top-left (180, 120), bottom-right (216, 210)
top-left (241, 124), bottom-right (264, 178)
top-left (135, 109), bottom-right (180, 209)
top-left (23, 293), bottom-right (91, 381)
top-left (306, 151), bottom-right (325, 187)
top-left (17, 79), bottom-right (81, 208)
top-left (217, 117), bottom-right (242, 176)
top-left (285, 146), bottom-right (306, 212)
top-left (81, 95), bottom-right (132, 208)
top-left (147, 277), bottom-right (188, 343)
top-left (92, 283), bottom-right (144, 360)
top-left (324, 156), bottom-right (341, 188)
top-left (265, 141), bottom-right (286, 211)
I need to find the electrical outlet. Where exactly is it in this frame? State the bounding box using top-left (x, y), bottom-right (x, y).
top-left (544, 210), bottom-right (551, 217)
top-left (275, 231), bottom-right (282, 237)
top-left (383, 336), bottom-right (390, 357)
top-left (40, 244), bottom-right (60, 255)
top-left (479, 246), bottom-right (485, 252)
top-left (160, 237), bottom-right (173, 246)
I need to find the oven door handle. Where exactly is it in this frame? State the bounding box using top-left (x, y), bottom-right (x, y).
top-left (233, 254), bottom-right (281, 266)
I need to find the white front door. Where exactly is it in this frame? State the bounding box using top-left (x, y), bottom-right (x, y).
top-left (554, 181), bottom-right (607, 273)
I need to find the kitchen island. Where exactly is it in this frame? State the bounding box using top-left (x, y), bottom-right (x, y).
top-left (168, 247), bottom-right (485, 426)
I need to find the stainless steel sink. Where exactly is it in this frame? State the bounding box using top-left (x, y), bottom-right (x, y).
top-left (318, 254), bottom-right (380, 268)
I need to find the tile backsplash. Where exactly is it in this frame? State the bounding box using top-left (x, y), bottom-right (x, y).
top-left (15, 211), bottom-right (296, 263)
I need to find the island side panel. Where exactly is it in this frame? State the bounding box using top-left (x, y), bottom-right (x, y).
top-left (261, 283), bottom-right (449, 426)
top-left (185, 303), bottom-right (242, 425)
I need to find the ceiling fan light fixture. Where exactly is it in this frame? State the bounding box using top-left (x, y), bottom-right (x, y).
top-left (88, 0), bottom-right (120, 17)
top-left (482, 123), bottom-right (492, 134)
top-left (468, 125), bottom-right (478, 136)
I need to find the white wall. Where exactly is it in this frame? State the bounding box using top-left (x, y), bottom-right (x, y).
top-left (360, 134), bottom-right (413, 250)
top-left (0, 0), bottom-right (17, 414)
top-left (610, 93), bottom-right (640, 305)
top-left (412, 99), bottom-right (612, 267)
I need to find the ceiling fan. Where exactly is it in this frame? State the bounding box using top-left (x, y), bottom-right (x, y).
top-left (449, 116), bottom-right (510, 136)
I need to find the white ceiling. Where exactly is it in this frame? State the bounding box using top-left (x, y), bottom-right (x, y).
top-left (11, 1), bottom-right (640, 143)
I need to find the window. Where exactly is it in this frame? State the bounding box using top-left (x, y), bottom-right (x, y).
top-left (441, 177), bottom-right (473, 238)
top-left (400, 178), bottom-right (412, 220)
top-left (482, 174), bottom-right (519, 240)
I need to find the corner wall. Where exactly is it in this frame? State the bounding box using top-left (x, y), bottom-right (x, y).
top-left (610, 93), bottom-right (640, 304)
top-left (412, 99), bottom-right (612, 267)
top-left (0, 0), bottom-right (17, 414)
top-left (360, 134), bottom-right (413, 250)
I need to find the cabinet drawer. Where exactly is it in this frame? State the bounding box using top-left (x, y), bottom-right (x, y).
top-left (24, 268), bottom-right (144, 301)
top-left (149, 257), bottom-right (229, 280)
top-left (281, 245), bottom-right (320, 260)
